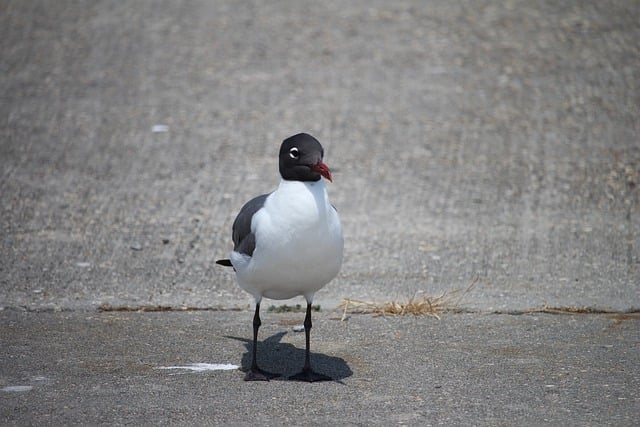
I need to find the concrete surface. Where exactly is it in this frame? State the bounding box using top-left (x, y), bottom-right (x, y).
top-left (2, 310), bottom-right (639, 426)
top-left (1, 0), bottom-right (639, 425)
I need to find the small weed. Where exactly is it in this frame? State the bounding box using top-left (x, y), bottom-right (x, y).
top-left (267, 304), bottom-right (321, 313)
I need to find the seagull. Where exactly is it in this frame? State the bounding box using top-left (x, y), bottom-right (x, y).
top-left (216, 133), bottom-right (344, 382)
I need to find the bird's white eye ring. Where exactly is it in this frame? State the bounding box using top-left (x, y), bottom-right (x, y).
top-left (289, 147), bottom-right (299, 159)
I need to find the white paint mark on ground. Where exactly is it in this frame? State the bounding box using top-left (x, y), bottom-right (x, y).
top-left (156, 363), bottom-right (239, 372)
top-left (2, 385), bottom-right (33, 392)
top-left (151, 124), bottom-right (169, 133)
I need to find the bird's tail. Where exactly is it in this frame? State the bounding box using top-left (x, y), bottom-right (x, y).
top-left (215, 259), bottom-right (233, 267)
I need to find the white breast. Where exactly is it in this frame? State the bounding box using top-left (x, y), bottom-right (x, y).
top-left (231, 179), bottom-right (343, 301)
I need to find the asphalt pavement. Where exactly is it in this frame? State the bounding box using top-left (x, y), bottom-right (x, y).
top-left (1, 0), bottom-right (639, 425)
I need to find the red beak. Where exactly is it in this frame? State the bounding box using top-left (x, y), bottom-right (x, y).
top-left (311, 161), bottom-right (333, 182)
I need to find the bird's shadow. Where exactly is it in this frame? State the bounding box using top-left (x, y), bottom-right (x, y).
top-left (225, 331), bottom-right (353, 382)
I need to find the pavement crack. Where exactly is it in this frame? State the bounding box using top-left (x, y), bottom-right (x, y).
top-left (488, 306), bottom-right (640, 316)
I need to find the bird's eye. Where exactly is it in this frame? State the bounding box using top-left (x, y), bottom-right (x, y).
top-left (289, 147), bottom-right (299, 159)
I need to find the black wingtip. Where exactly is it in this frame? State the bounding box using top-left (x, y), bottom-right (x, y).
top-left (215, 259), bottom-right (233, 267)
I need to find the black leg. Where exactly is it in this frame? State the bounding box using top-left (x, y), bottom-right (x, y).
top-left (290, 302), bottom-right (332, 382)
top-left (244, 302), bottom-right (278, 381)
top-left (250, 302), bottom-right (261, 371)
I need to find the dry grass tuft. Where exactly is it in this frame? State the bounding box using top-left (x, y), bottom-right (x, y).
top-left (337, 278), bottom-right (476, 320)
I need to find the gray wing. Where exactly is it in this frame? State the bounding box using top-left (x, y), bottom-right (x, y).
top-left (231, 193), bottom-right (269, 257)
top-left (216, 193), bottom-right (269, 267)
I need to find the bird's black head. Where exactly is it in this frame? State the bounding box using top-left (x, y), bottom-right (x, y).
top-left (279, 133), bottom-right (333, 182)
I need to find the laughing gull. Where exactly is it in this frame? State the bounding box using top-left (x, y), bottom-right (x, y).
top-left (216, 133), bottom-right (344, 382)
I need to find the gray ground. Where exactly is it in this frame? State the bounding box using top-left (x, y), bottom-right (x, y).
top-left (1, 0), bottom-right (638, 425)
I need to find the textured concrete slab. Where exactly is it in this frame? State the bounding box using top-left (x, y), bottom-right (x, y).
top-left (1, 310), bottom-right (638, 426)
top-left (1, 0), bottom-right (638, 313)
